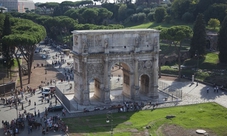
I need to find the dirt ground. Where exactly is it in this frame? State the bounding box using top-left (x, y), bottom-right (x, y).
top-left (16, 53), bottom-right (65, 89)
top-left (161, 124), bottom-right (216, 136)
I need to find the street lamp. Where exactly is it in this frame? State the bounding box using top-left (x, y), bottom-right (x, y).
top-left (106, 111), bottom-right (113, 136)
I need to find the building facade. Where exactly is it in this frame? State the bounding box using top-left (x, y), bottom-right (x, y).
top-left (0, 0), bottom-right (34, 12)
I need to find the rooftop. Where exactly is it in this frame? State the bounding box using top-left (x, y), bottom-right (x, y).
top-left (71, 29), bottom-right (160, 34)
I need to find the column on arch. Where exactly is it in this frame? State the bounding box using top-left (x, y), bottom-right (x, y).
top-left (133, 58), bottom-right (140, 100)
top-left (103, 56), bottom-right (111, 103)
top-left (82, 56), bottom-right (90, 105)
top-left (149, 57), bottom-right (159, 99)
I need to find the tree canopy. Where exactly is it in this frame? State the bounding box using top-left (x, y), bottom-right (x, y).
top-left (218, 16), bottom-right (227, 64)
top-left (1, 17), bottom-right (46, 88)
top-left (190, 13), bottom-right (207, 57)
top-left (154, 7), bottom-right (167, 23)
top-left (160, 25), bottom-right (193, 46)
top-left (208, 18), bottom-right (220, 30)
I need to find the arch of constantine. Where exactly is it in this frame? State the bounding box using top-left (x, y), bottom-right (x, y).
top-left (72, 29), bottom-right (160, 105)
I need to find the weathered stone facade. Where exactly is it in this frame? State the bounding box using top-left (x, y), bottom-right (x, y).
top-left (72, 29), bottom-right (160, 105)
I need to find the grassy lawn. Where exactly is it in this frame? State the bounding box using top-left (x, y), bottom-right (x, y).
top-left (161, 51), bottom-right (227, 86)
top-left (183, 52), bottom-right (218, 69)
top-left (63, 103), bottom-right (227, 136)
top-left (125, 21), bottom-right (193, 29)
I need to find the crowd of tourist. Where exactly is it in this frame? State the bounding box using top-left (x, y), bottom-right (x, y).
top-left (0, 83), bottom-right (69, 136)
top-left (2, 108), bottom-right (68, 135)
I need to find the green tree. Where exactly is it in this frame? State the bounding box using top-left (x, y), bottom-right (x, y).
top-left (204, 3), bottom-right (227, 23)
top-left (102, 3), bottom-right (120, 20)
top-left (82, 8), bottom-right (98, 24)
top-left (37, 2), bottom-right (59, 15)
top-left (194, 0), bottom-right (227, 18)
top-left (160, 25), bottom-right (193, 78)
top-left (0, 14), bottom-right (5, 39)
top-left (137, 12), bottom-right (146, 23)
top-left (181, 12), bottom-right (194, 23)
top-left (118, 4), bottom-right (127, 22)
top-left (171, 0), bottom-right (197, 20)
top-left (160, 25), bottom-right (193, 47)
top-left (208, 18), bottom-right (220, 30)
top-left (218, 16), bottom-right (227, 64)
top-left (96, 8), bottom-right (113, 24)
top-left (165, 15), bottom-right (172, 23)
top-left (154, 7), bottom-right (167, 23)
top-left (189, 13), bottom-right (207, 57)
top-left (1, 15), bottom-right (13, 78)
top-left (147, 12), bottom-right (154, 21)
top-left (2, 18), bottom-right (46, 88)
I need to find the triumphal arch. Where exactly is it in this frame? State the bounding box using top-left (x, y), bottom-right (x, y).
top-left (72, 29), bottom-right (160, 105)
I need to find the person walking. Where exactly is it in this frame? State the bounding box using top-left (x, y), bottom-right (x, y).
top-left (34, 109), bottom-right (37, 117)
top-left (38, 110), bottom-right (40, 118)
top-left (21, 103), bottom-right (24, 110)
top-left (28, 100), bottom-right (31, 106)
top-left (207, 87), bottom-right (209, 93)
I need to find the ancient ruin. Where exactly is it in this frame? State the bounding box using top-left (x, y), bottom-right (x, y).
top-left (72, 29), bottom-right (160, 105)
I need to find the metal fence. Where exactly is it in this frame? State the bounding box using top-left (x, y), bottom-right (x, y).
top-left (158, 81), bottom-right (182, 100)
top-left (0, 82), bottom-right (16, 96)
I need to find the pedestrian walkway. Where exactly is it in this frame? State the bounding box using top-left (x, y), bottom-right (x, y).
top-left (0, 87), bottom-right (68, 136)
top-left (153, 79), bottom-right (227, 109)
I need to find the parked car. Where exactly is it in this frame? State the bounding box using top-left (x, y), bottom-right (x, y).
top-left (41, 87), bottom-right (51, 96)
top-left (35, 48), bottom-right (41, 53)
top-left (48, 105), bottom-right (63, 112)
top-left (42, 54), bottom-right (48, 59)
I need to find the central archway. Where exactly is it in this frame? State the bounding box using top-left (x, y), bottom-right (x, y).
top-left (109, 62), bottom-right (131, 102)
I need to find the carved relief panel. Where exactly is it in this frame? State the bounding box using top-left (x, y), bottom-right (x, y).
top-left (95, 35), bottom-right (102, 47)
top-left (86, 35), bottom-right (93, 48)
top-left (87, 63), bottom-right (104, 80)
top-left (74, 35), bottom-right (78, 46)
top-left (104, 38), bottom-right (109, 48)
top-left (82, 37), bottom-right (87, 53)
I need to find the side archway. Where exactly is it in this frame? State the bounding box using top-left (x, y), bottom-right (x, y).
top-left (88, 77), bottom-right (103, 103)
top-left (139, 74), bottom-right (150, 94)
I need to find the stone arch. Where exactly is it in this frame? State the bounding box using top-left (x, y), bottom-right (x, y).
top-left (108, 60), bottom-right (133, 74)
top-left (87, 77), bottom-right (103, 102)
top-left (206, 31), bottom-right (218, 50)
top-left (109, 61), bottom-right (133, 99)
top-left (206, 36), bottom-right (211, 49)
top-left (72, 29), bottom-right (160, 106)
